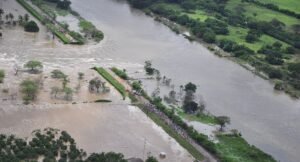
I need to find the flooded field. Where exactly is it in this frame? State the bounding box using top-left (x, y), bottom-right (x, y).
top-left (1, 0), bottom-right (300, 161)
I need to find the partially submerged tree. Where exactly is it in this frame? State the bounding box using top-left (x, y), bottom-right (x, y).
top-left (144, 61), bottom-right (155, 75)
top-left (24, 20), bottom-right (39, 32)
top-left (0, 70), bottom-right (5, 83)
top-left (51, 70), bottom-right (66, 79)
top-left (64, 87), bottom-right (73, 100)
top-left (217, 116), bottom-right (231, 131)
top-left (20, 79), bottom-right (38, 104)
top-left (24, 60), bottom-right (43, 72)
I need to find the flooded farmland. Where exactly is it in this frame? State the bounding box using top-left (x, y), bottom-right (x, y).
top-left (1, 0), bottom-right (300, 161)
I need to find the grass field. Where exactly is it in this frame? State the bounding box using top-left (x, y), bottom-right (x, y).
top-left (216, 135), bottom-right (275, 162)
top-left (217, 26), bottom-right (288, 52)
top-left (226, 0), bottom-right (299, 27)
top-left (257, 0), bottom-right (300, 14)
top-left (185, 10), bottom-right (211, 21)
top-left (177, 111), bottom-right (218, 125)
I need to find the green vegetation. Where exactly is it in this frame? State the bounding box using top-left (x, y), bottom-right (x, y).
top-left (257, 0), bottom-right (300, 14)
top-left (24, 60), bottom-right (43, 72)
top-left (216, 134), bottom-right (275, 162)
top-left (127, 0), bottom-right (300, 98)
top-left (129, 80), bottom-right (276, 162)
top-left (17, 0), bottom-right (72, 44)
top-left (0, 128), bottom-right (128, 162)
top-left (20, 79), bottom-right (39, 104)
top-left (137, 103), bottom-right (204, 161)
top-left (0, 70), bottom-right (5, 83)
top-left (79, 19), bottom-right (104, 42)
top-left (94, 67), bottom-right (126, 99)
top-left (24, 20), bottom-right (39, 32)
top-left (111, 67), bottom-right (129, 80)
top-left (178, 111), bottom-right (218, 125)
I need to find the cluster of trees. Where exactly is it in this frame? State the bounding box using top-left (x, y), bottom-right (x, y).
top-left (258, 42), bottom-right (286, 65)
top-left (20, 79), bottom-right (39, 104)
top-left (44, 0), bottom-right (72, 10)
top-left (244, 0), bottom-right (300, 19)
top-left (0, 128), bottom-right (139, 162)
top-left (50, 70), bottom-right (74, 100)
top-left (218, 39), bottom-right (254, 57)
top-left (89, 77), bottom-right (109, 93)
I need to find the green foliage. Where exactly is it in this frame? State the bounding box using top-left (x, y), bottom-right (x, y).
top-left (79, 20), bottom-right (104, 42)
top-left (0, 129), bottom-right (127, 161)
top-left (24, 20), bottom-right (39, 32)
top-left (132, 81), bottom-right (142, 91)
top-left (0, 70), bottom-right (5, 83)
top-left (184, 82), bottom-right (197, 92)
top-left (24, 60), bottom-right (43, 71)
top-left (51, 70), bottom-right (66, 79)
top-left (94, 67), bottom-right (126, 99)
top-left (20, 79), bottom-right (38, 103)
top-left (111, 67), bottom-right (129, 80)
top-left (144, 61), bottom-right (155, 75)
top-left (146, 156), bottom-right (159, 162)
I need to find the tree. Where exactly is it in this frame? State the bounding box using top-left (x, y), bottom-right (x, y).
top-left (24, 60), bottom-right (43, 72)
top-left (144, 61), bottom-right (155, 75)
top-left (57, 0), bottom-right (72, 10)
top-left (64, 87), bottom-right (73, 100)
top-left (146, 156), bottom-right (159, 162)
top-left (51, 70), bottom-right (66, 79)
top-left (51, 86), bottom-right (61, 98)
top-left (24, 21), bottom-right (39, 32)
top-left (24, 14), bottom-right (29, 22)
top-left (20, 80), bottom-right (38, 104)
top-left (0, 70), bottom-right (5, 83)
top-left (184, 82), bottom-right (197, 92)
top-left (216, 116), bottom-right (230, 131)
top-left (78, 72), bottom-right (84, 80)
top-left (202, 29), bottom-right (216, 43)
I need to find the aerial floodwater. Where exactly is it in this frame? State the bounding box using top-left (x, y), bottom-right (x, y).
top-left (68, 0), bottom-right (300, 162)
top-left (0, 0), bottom-right (300, 161)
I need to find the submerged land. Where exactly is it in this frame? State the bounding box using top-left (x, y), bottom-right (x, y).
top-left (0, 0), bottom-right (300, 162)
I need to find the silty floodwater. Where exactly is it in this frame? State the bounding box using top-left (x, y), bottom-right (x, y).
top-left (0, 0), bottom-right (300, 161)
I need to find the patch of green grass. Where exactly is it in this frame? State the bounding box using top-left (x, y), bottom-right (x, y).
top-left (216, 134), bottom-right (275, 162)
top-left (226, 0), bottom-right (299, 27)
top-left (184, 10), bottom-right (211, 21)
top-left (138, 104), bottom-right (204, 161)
top-left (257, 0), bottom-right (300, 14)
top-left (217, 26), bottom-right (288, 52)
top-left (178, 111), bottom-right (218, 125)
top-left (94, 67), bottom-right (126, 100)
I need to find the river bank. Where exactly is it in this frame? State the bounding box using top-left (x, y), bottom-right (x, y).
top-left (140, 8), bottom-right (300, 99)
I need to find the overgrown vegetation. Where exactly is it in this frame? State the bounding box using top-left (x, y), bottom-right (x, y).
top-left (111, 67), bottom-right (129, 80)
top-left (0, 70), bottom-right (5, 83)
top-left (93, 67), bottom-right (127, 99)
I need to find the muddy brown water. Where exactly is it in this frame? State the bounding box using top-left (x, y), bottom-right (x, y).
top-left (0, 0), bottom-right (300, 161)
